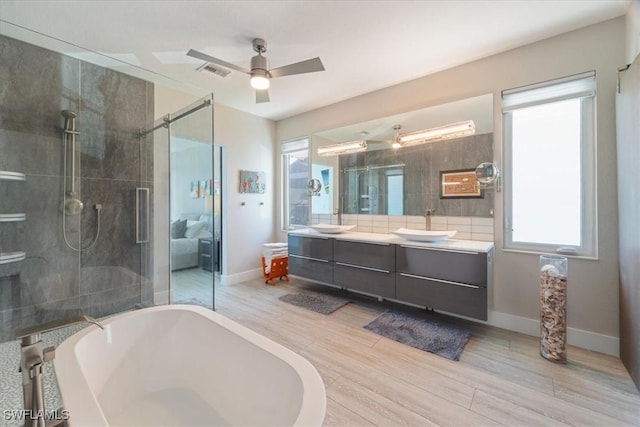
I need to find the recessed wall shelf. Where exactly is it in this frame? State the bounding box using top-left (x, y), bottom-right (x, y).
top-left (0, 171), bottom-right (26, 181)
top-left (0, 251), bottom-right (26, 265)
top-left (0, 213), bottom-right (26, 222)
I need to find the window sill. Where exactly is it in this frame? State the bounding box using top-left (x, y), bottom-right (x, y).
top-left (501, 247), bottom-right (598, 261)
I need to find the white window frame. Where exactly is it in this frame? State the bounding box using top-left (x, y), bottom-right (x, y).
top-left (281, 137), bottom-right (310, 230)
top-left (502, 71), bottom-right (597, 258)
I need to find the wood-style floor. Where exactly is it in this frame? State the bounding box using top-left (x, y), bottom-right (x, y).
top-left (207, 276), bottom-right (640, 426)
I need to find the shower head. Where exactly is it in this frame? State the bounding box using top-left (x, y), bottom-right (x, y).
top-left (61, 110), bottom-right (77, 131)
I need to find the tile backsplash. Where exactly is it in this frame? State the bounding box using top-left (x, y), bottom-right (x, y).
top-left (310, 214), bottom-right (494, 242)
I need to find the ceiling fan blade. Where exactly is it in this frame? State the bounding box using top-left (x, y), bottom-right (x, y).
top-left (186, 49), bottom-right (250, 74)
top-left (269, 57), bottom-right (325, 78)
top-left (256, 89), bottom-right (270, 103)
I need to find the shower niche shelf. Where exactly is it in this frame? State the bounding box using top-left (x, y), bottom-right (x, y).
top-left (0, 251), bottom-right (26, 265)
top-left (0, 213), bottom-right (26, 222)
top-left (0, 174), bottom-right (27, 263)
top-left (0, 171), bottom-right (26, 181)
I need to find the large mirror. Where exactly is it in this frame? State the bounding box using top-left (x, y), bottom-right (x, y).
top-left (311, 94), bottom-right (494, 218)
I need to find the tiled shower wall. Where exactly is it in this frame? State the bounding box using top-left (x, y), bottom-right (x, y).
top-left (0, 35), bottom-right (154, 342)
top-left (311, 214), bottom-right (494, 242)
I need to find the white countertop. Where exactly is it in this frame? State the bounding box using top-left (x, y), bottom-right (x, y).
top-left (289, 229), bottom-right (494, 253)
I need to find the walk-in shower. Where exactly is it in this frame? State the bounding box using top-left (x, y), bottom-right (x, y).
top-left (61, 110), bottom-right (102, 251)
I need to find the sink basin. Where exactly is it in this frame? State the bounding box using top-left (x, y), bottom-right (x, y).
top-left (309, 224), bottom-right (356, 234)
top-left (391, 228), bottom-right (457, 242)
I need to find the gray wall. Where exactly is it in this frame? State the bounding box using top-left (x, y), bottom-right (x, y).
top-left (0, 35), bottom-right (154, 342)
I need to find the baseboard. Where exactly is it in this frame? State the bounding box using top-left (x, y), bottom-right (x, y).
top-left (488, 310), bottom-right (620, 357)
top-left (221, 268), bottom-right (263, 286)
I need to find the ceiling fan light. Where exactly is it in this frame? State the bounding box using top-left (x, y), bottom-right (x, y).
top-left (250, 71), bottom-right (270, 90)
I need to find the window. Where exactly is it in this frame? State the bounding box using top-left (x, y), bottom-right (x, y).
top-left (282, 138), bottom-right (309, 229)
top-left (503, 72), bottom-right (596, 257)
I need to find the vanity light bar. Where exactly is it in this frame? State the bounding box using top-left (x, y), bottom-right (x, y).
top-left (317, 140), bottom-right (367, 156)
top-left (399, 120), bottom-right (476, 146)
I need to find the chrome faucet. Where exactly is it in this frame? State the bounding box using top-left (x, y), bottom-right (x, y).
top-left (425, 208), bottom-right (436, 230)
top-left (15, 315), bottom-right (105, 427)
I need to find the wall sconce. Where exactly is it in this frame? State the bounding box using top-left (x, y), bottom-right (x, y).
top-left (399, 120), bottom-right (476, 147)
top-left (317, 140), bottom-right (367, 156)
top-left (475, 162), bottom-right (501, 192)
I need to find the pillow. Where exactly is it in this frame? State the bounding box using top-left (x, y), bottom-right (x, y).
top-left (184, 221), bottom-right (207, 239)
top-left (170, 219), bottom-right (187, 239)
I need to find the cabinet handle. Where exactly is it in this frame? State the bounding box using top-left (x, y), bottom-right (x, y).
top-left (201, 240), bottom-right (212, 245)
top-left (337, 239), bottom-right (390, 246)
top-left (399, 273), bottom-right (479, 289)
top-left (399, 245), bottom-right (479, 255)
top-left (335, 262), bottom-right (390, 274)
top-left (289, 254), bottom-right (330, 263)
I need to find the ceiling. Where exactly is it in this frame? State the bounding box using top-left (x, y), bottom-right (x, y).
top-left (0, 0), bottom-right (630, 121)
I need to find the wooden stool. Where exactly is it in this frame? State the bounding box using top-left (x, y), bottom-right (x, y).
top-left (261, 256), bottom-right (289, 286)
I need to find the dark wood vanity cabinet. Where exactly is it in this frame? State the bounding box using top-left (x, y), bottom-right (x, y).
top-left (288, 234), bottom-right (334, 284)
top-left (395, 245), bottom-right (491, 320)
top-left (333, 239), bottom-right (396, 298)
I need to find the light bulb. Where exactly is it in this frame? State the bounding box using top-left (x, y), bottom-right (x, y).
top-left (250, 75), bottom-right (270, 90)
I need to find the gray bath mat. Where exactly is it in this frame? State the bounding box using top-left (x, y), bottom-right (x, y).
top-left (364, 310), bottom-right (471, 361)
top-left (279, 292), bottom-right (350, 315)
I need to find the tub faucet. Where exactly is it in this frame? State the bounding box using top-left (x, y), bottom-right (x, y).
top-left (15, 315), bottom-right (105, 427)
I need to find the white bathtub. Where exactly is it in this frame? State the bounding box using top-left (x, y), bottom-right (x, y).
top-left (53, 305), bottom-right (326, 426)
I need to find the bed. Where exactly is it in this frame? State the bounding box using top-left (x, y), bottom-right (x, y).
top-left (170, 213), bottom-right (214, 271)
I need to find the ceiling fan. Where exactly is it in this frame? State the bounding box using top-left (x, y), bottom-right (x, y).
top-left (187, 38), bottom-right (325, 103)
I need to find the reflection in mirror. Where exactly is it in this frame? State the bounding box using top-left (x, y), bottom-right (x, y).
top-left (312, 94), bottom-right (494, 217)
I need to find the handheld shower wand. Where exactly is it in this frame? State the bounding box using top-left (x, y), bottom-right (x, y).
top-left (61, 110), bottom-right (84, 215)
top-left (61, 110), bottom-right (101, 251)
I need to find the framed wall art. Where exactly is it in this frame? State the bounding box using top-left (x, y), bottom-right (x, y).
top-left (439, 169), bottom-right (483, 199)
top-left (239, 170), bottom-right (266, 194)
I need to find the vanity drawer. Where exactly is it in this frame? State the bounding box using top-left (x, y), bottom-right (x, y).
top-left (333, 239), bottom-right (395, 271)
top-left (288, 254), bottom-right (333, 284)
top-left (396, 245), bottom-right (487, 287)
top-left (334, 262), bottom-right (395, 298)
top-left (396, 272), bottom-right (487, 320)
top-left (288, 235), bottom-right (333, 260)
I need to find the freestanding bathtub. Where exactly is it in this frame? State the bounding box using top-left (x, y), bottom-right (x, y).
top-left (53, 305), bottom-right (326, 426)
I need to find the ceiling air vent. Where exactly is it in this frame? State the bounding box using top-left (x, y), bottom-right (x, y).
top-left (196, 63), bottom-right (230, 78)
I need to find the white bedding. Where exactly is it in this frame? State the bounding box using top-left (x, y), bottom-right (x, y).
top-left (170, 229), bottom-right (213, 270)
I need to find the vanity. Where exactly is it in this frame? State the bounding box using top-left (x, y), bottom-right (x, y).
top-left (288, 229), bottom-right (493, 321)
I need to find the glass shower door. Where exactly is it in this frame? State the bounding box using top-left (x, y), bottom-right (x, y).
top-left (147, 94), bottom-right (219, 310)
top-left (167, 96), bottom-right (217, 309)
